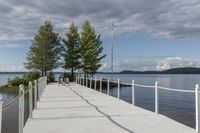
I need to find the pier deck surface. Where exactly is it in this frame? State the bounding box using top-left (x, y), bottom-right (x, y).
top-left (24, 83), bottom-right (195, 133)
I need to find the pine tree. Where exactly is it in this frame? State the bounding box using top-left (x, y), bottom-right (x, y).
top-left (63, 23), bottom-right (81, 79)
top-left (80, 20), bottom-right (106, 77)
top-left (25, 21), bottom-right (61, 76)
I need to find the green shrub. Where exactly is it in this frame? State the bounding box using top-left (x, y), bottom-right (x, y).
top-left (8, 77), bottom-right (29, 87)
top-left (23, 71), bottom-right (40, 81)
top-left (8, 71), bottom-right (40, 87)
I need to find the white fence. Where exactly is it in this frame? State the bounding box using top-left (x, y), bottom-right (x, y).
top-left (0, 76), bottom-right (47, 133)
top-left (76, 76), bottom-right (200, 132)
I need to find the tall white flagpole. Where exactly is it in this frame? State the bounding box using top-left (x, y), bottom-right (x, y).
top-left (111, 22), bottom-right (114, 80)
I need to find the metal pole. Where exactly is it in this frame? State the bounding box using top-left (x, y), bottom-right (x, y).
top-left (29, 82), bottom-right (33, 119)
top-left (117, 78), bottom-right (120, 99)
top-left (196, 84), bottom-right (200, 132)
top-left (155, 81), bottom-right (159, 114)
top-left (19, 85), bottom-right (24, 133)
top-left (132, 80), bottom-right (135, 106)
top-left (111, 22), bottom-right (114, 81)
top-left (94, 77), bottom-right (97, 90)
top-left (107, 78), bottom-right (110, 95)
top-left (0, 95), bottom-right (3, 133)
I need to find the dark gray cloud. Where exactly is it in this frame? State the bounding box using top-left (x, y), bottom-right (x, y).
top-left (0, 0), bottom-right (200, 40)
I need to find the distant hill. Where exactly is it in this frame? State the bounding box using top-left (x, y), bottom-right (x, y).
top-left (1, 67), bottom-right (200, 75)
top-left (0, 72), bottom-right (27, 74)
top-left (163, 67), bottom-right (200, 74)
top-left (120, 67), bottom-right (200, 74)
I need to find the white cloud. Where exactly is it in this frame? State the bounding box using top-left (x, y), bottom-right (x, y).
top-left (101, 56), bottom-right (200, 72)
top-left (0, 43), bottom-right (22, 48)
top-left (156, 56), bottom-right (200, 70)
top-left (0, 0), bottom-right (200, 40)
top-left (99, 63), bottom-right (110, 71)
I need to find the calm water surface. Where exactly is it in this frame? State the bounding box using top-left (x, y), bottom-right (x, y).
top-left (0, 73), bottom-right (200, 132)
top-left (93, 74), bottom-right (200, 128)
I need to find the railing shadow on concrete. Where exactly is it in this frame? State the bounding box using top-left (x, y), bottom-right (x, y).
top-left (68, 86), bottom-right (135, 133)
top-left (0, 76), bottom-right (47, 133)
top-left (76, 76), bottom-right (200, 133)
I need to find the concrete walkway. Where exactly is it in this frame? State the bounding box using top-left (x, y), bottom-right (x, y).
top-left (24, 83), bottom-right (195, 133)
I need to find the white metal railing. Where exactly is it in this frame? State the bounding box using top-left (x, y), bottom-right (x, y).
top-left (0, 76), bottom-right (47, 133)
top-left (76, 76), bottom-right (200, 132)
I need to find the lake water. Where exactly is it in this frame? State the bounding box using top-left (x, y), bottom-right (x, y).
top-left (0, 73), bottom-right (200, 132)
top-left (0, 74), bottom-right (24, 86)
top-left (93, 74), bottom-right (200, 128)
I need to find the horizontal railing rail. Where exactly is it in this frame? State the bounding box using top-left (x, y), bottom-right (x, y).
top-left (0, 76), bottom-right (47, 133)
top-left (76, 76), bottom-right (200, 132)
top-left (2, 94), bottom-right (21, 111)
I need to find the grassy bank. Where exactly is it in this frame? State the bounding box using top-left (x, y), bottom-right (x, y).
top-left (0, 86), bottom-right (19, 94)
top-left (0, 86), bottom-right (29, 95)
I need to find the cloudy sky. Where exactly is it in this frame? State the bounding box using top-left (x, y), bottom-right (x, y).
top-left (1, 0), bottom-right (200, 72)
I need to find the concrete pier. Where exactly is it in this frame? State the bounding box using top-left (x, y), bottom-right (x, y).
top-left (24, 83), bottom-right (195, 133)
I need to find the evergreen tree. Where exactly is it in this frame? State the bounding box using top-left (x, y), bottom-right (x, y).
top-left (63, 23), bottom-right (81, 79)
top-left (25, 21), bottom-right (61, 76)
top-left (80, 20), bottom-right (106, 77)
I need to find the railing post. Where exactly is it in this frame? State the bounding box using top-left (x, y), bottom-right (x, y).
top-left (155, 81), bottom-right (159, 114)
top-left (34, 80), bottom-right (37, 109)
top-left (76, 77), bottom-right (78, 84)
top-left (42, 78), bottom-right (45, 93)
top-left (86, 77), bottom-right (88, 87)
top-left (100, 77), bottom-right (102, 92)
top-left (107, 78), bottom-right (110, 95)
top-left (38, 79), bottom-right (41, 102)
top-left (132, 80), bottom-right (135, 106)
top-left (83, 77), bottom-right (85, 86)
top-left (80, 77), bottom-right (82, 85)
top-left (117, 78), bottom-right (120, 99)
top-left (19, 85), bottom-right (24, 133)
top-left (45, 76), bottom-right (47, 89)
top-left (0, 95), bottom-right (3, 133)
top-left (196, 84), bottom-right (200, 132)
top-left (29, 82), bottom-right (33, 119)
top-left (94, 77), bottom-right (97, 90)
top-left (90, 77), bottom-right (92, 89)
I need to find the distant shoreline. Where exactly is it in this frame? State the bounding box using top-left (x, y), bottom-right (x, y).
top-left (1, 67), bottom-right (200, 75)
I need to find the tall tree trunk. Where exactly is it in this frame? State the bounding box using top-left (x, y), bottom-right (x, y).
top-left (44, 70), bottom-right (47, 76)
top-left (41, 70), bottom-right (44, 77)
top-left (84, 72), bottom-right (86, 78)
